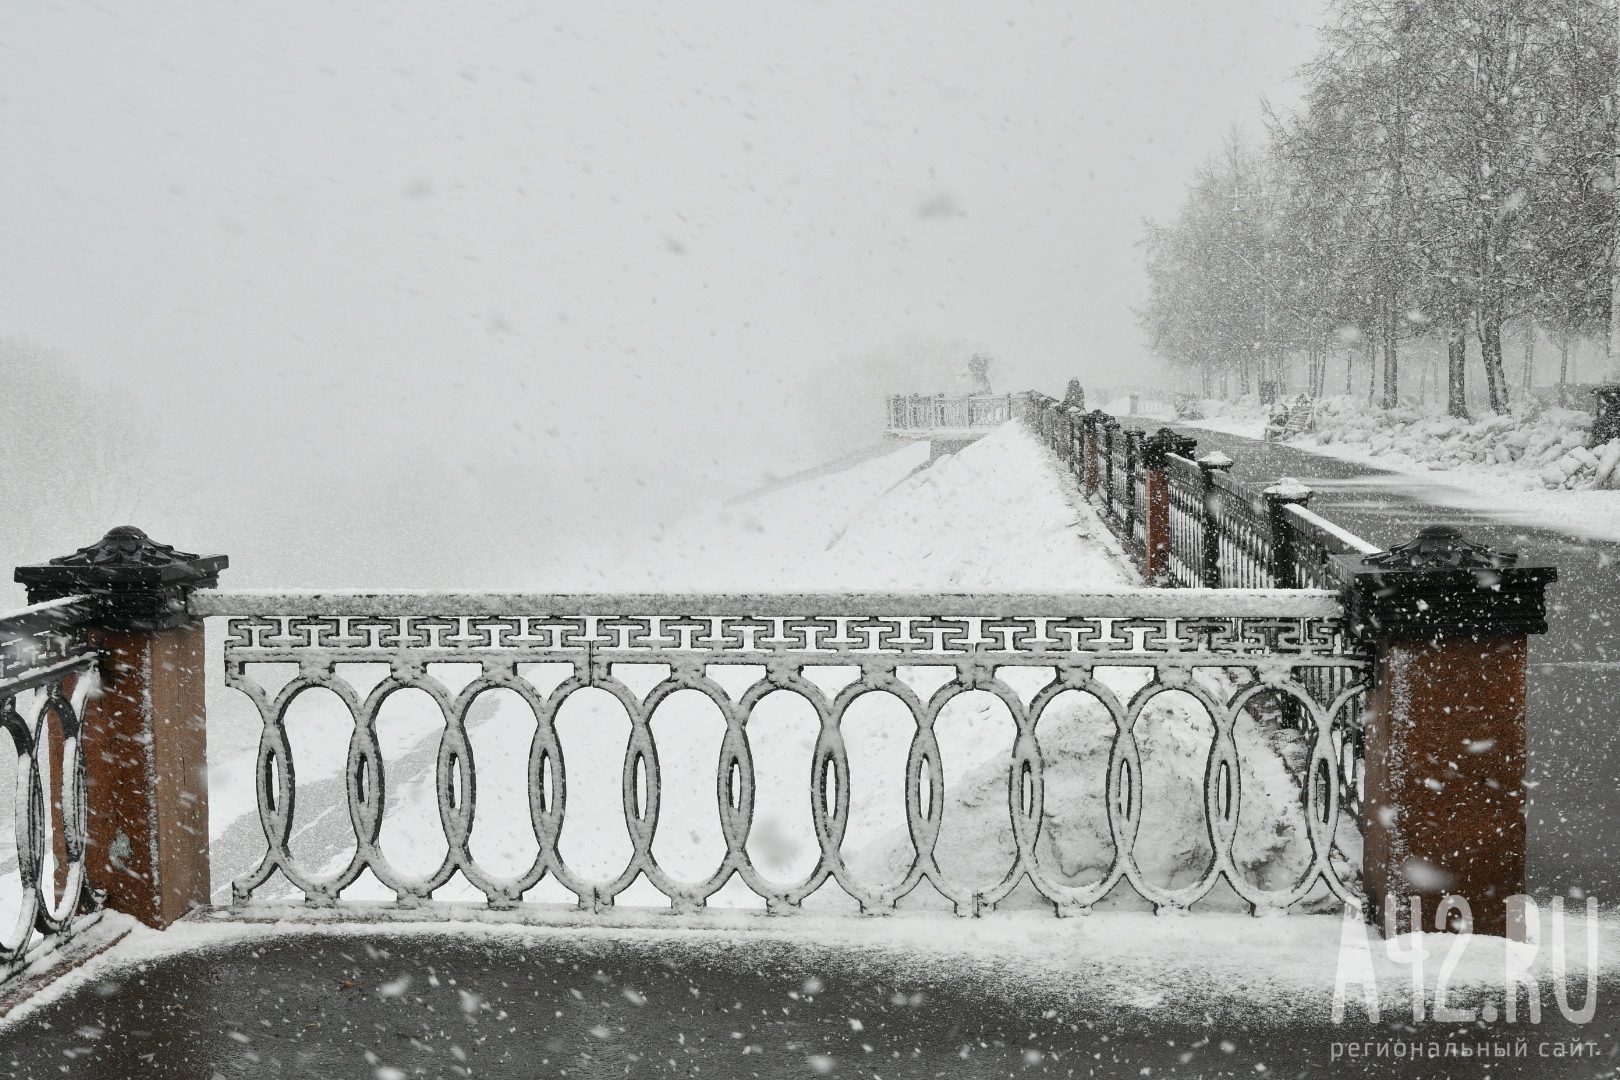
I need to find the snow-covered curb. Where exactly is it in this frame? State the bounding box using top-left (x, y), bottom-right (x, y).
top-left (3, 906), bottom-right (1617, 1031)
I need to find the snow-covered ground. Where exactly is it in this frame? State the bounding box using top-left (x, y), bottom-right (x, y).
top-left (191, 425), bottom-right (1329, 916)
top-left (196, 422), bottom-right (1151, 909)
top-left (605, 422), bottom-right (1137, 591)
top-left (6, 906), bottom-right (1619, 1034)
top-left (1180, 394), bottom-right (1620, 543)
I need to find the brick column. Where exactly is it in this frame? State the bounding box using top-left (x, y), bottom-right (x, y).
top-left (1335, 526), bottom-right (1556, 939)
top-left (16, 527), bottom-right (226, 928)
top-left (1083, 411), bottom-right (1103, 499)
top-left (1141, 429), bottom-right (1197, 587)
top-left (1123, 429), bottom-right (1145, 553)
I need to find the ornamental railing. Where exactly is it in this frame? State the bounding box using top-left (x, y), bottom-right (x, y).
top-left (0, 596), bottom-right (99, 985)
top-left (0, 489), bottom-right (1556, 972)
top-left (1022, 392), bottom-right (1380, 589)
top-left (195, 590), bottom-right (1368, 918)
top-left (886, 393), bottom-right (1014, 431)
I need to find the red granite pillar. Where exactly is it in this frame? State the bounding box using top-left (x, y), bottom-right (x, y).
top-left (17, 527), bottom-right (227, 928)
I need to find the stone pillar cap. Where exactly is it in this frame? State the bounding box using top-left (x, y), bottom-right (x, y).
top-left (1263, 477), bottom-right (1313, 502)
top-left (1196, 451), bottom-right (1234, 469)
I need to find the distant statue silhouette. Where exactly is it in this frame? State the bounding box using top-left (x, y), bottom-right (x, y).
top-left (1064, 379), bottom-right (1086, 409)
top-left (968, 354), bottom-right (993, 395)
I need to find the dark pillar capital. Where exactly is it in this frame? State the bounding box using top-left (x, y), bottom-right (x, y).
top-left (16, 526), bottom-right (227, 632)
top-left (1141, 427), bottom-right (1197, 468)
top-left (1262, 476), bottom-right (1312, 507)
top-left (1332, 525), bottom-right (1556, 643)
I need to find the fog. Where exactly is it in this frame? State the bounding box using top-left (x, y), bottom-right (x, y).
top-left (0, 1), bottom-right (1318, 595)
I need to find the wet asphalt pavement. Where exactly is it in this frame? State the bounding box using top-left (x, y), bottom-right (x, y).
top-left (1171, 426), bottom-right (1620, 900)
top-left (2, 930), bottom-right (1619, 1079)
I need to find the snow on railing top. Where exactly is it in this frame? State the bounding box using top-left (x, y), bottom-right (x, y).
top-left (191, 588), bottom-right (1344, 620)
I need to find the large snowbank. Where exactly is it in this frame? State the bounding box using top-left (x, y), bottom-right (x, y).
top-left (1186, 393), bottom-right (1620, 491)
top-left (1309, 396), bottom-right (1620, 491)
top-left (611, 422), bottom-right (1138, 591)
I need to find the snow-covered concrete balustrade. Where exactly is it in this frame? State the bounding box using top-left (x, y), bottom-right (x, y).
top-left (884, 392), bottom-right (1014, 435)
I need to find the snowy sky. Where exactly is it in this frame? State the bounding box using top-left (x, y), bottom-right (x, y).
top-left (0, 1), bottom-right (1322, 586)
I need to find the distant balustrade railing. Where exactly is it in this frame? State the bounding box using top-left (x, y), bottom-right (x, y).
top-left (886, 392), bottom-right (1014, 431)
top-left (1021, 392), bottom-right (1380, 590)
top-left (0, 596), bottom-right (99, 985)
top-left (194, 590), bottom-right (1368, 919)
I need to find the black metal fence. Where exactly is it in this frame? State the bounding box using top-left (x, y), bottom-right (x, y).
top-left (1021, 393), bottom-right (1380, 590)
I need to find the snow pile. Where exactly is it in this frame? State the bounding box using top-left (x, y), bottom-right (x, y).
top-left (611, 421), bottom-right (1138, 591)
top-left (1305, 396), bottom-right (1620, 490)
top-left (849, 674), bottom-right (1359, 910)
top-left (196, 422), bottom-right (1337, 918)
top-left (1182, 393), bottom-right (1620, 490)
top-left (1175, 395), bottom-right (1268, 440)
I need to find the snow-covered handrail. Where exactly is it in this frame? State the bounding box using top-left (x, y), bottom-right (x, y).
top-left (192, 588), bottom-right (1344, 620)
top-left (214, 592), bottom-right (1368, 919)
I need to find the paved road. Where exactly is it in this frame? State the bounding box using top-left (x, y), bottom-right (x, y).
top-left (2, 930), bottom-right (1616, 1078)
top-left (1174, 426), bottom-right (1620, 900)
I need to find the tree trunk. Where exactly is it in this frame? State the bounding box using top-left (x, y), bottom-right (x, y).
top-left (1381, 297), bottom-right (1400, 409)
top-left (1478, 315), bottom-right (1509, 414)
top-left (1447, 321), bottom-right (1469, 420)
top-left (1521, 328), bottom-right (1534, 397)
top-left (1559, 332), bottom-right (1570, 388)
top-left (1366, 339), bottom-right (1377, 405)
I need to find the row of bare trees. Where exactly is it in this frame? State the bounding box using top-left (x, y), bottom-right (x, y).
top-left (1140, 0), bottom-right (1617, 415)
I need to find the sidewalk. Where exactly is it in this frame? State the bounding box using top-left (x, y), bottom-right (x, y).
top-left (1, 915), bottom-right (1615, 1078)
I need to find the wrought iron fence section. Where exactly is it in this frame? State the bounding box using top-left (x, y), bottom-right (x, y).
top-left (206, 592), bottom-right (1367, 919)
top-left (1165, 454), bottom-right (1204, 588)
top-left (0, 596), bottom-right (99, 986)
top-left (1209, 469), bottom-right (1273, 589)
top-left (1282, 503), bottom-right (1382, 590)
top-left (1022, 393), bottom-right (1377, 593)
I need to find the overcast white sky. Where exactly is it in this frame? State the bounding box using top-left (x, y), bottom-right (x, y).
top-left (0, 1), bottom-right (1323, 586)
